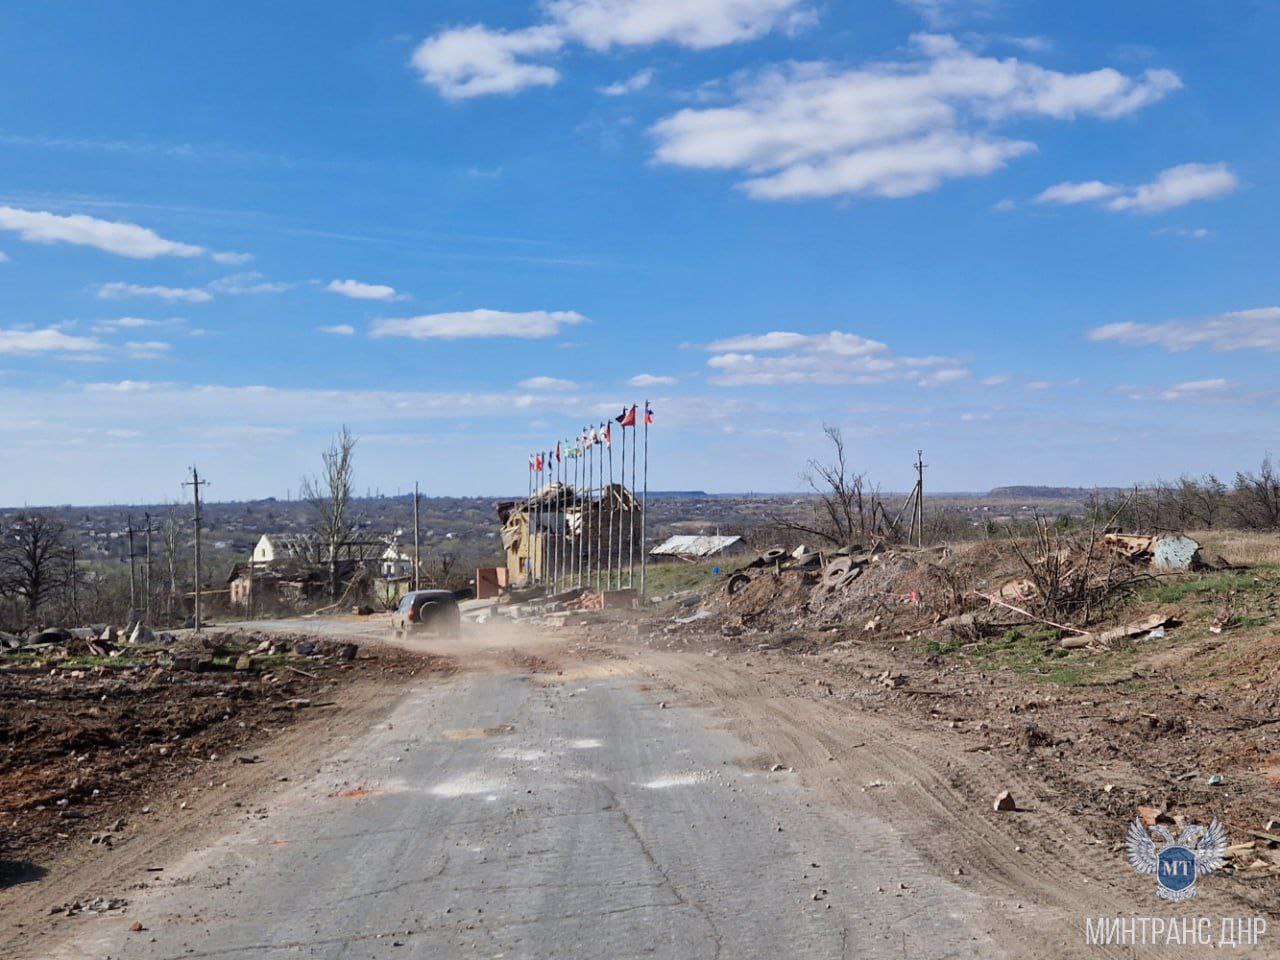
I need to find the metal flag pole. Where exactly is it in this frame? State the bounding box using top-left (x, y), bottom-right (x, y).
top-left (596, 424), bottom-right (605, 592)
top-left (576, 435), bottom-right (584, 589)
top-left (571, 439), bottom-right (580, 589)
top-left (629, 406), bottom-right (637, 588)
top-left (640, 403), bottom-right (650, 598)
top-left (618, 415), bottom-right (625, 590)
top-left (537, 452), bottom-right (546, 585)
top-left (606, 422), bottom-right (615, 592)
top-left (543, 452), bottom-right (550, 585)
top-left (550, 446), bottom-right (558, 593)
top-left (584, 430), bottom-right (593, 592)
top-left (531, 453), bottom-right (539, 585)
top-left (556, 444), bottom-right (564, 593)
top-left (557, 443), bottom-right (565, 592)
top-left (526, 453), bottom-right (533, 585)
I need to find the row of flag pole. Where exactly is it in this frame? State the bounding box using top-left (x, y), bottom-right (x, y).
top-left (525, 401), bottom-right (653, 597)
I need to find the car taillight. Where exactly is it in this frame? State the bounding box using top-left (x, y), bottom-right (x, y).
top-left (408, 606), bottom-right (417, 622)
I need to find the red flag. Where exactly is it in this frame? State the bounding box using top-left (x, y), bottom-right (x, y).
top-left (535, 452), bottom-right (544, 472)
top-left (618, 404), bottom-right (637, 428)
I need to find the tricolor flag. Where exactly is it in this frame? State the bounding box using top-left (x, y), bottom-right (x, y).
top-left (644, 402), bottom-right (654, 425)
top-left (617, 404), bottom-right (637, 428)
top-left (556, 442), bottom-right (562, 463)
top-left (529, 455), bottom-right (535, 472)
top-left (603, 422), bottom-right (612, 448)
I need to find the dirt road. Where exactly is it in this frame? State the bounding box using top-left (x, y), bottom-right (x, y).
top-left (11, 615), bottom-right (1209, 959)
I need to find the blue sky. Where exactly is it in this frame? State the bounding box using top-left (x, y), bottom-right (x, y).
top-left (1, 0), bottom-right (1277, 504)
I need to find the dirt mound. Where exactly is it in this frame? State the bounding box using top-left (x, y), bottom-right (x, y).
top-left (712, 549), bottom-right (962, 639)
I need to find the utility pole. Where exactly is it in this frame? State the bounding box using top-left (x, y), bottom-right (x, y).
top-left (126, 515), bottom-right (137, 614)
top-left (183, 466), bottom-right (209, 631)
top-left (914, 450), bottom-right (926, 549)
top-left (413, 481), bottom-right (421, 591)
top-left (144, 512), bottom-right (153, 623)
top-left (69, 542), bottom-right (78, 623)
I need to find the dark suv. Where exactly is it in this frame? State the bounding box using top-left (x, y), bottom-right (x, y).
top-left (391, 590), bottom-right (462, 637)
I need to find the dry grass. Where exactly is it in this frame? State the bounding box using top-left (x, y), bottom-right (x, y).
top-left (1189, 529), bottom-right (1280, 567)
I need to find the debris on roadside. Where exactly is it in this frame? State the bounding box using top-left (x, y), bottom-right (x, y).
top-left (1098, 533), bottom-right (1204, 571)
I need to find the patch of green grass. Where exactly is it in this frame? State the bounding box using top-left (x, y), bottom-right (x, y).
top-left (643, 562), bottom-right (722, 597)
top-left (922, 624), bottom-right (1186, 688)
top-left (1139, 567), bottom-right (1279, 604)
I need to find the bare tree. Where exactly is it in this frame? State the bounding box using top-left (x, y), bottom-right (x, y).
top-left (775, 425), bottom-right (881, 546)
top-left (0, 512), bottom-right (75, 620)
top-left (301, 426), bottom-right (358, 597)
top-left (160, 504), bottom-right (183, 621)
top-left (1232, 456), bottom-right (1280, 530)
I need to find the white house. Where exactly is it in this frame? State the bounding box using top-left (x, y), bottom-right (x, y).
top-left (252, 533), bottom-right (313, 565)
top-left (379, 543), bottom-right (415, 579)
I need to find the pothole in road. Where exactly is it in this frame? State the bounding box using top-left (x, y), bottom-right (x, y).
top-left (429, 772), bottom-right (507, 799)
top-left (496, 748), bottom-right (548, 762)
top-left (441, 725), bottom-right (515, 740)
top-left (642, 772), bottom-right (709, 789)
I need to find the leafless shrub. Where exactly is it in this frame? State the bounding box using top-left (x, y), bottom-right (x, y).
top-left (1002, 513), bottom-right (1152, 627)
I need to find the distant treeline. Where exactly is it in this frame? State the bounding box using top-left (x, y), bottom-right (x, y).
top-left (1088, 457), bottom-right (1280, 532)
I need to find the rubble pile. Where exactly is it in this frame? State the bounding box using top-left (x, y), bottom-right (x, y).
top-left (687, 531), bottom-right (1213, 647)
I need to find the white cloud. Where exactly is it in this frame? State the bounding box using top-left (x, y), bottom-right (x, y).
top-left (0, 327), bottom-right (102, 355)
top-left (1034, 180), bottom-right (1121, 205)
top-left (0, 251), bottom-right (9, 262)
top-left (708, 330), bottom-right (886, 354)
top-left (1121, 378), bottom-right (1233, 403)
top-left (318, 324), bottom-right (356, 336)
top-left (518, 376), bottom-right (578, 390)
top-left (92, 316), bottom-right (185, 335)
top-left (1036, 163), bottom-right (1239, 213)
top-left (1160, 378), bottom-right (1229, 400)
top-left (1089, 307), bottom-right (1280, 352)
top-left (704, 329), bottom-right (968, 386)
top-left (411, 25), bottom-right (564, 99)
top-left (0, 206), bottom-right (204, 259)
top-left (1153, 226), bottom-right (1212, 240)
top-left (211, 251), bottom-right (253, 265)
top-left (1108, 162), bottom-right (1239, 213)
top-left (413, 0), bottom-right (809, 98)
top-left (326, 278), bottom-right (404, 301)
top-left (371, 309), bottom-right (588, 340)
top-left (601, 68), bottom-right (655, 96)
top-left (207, 272), bottom-right (291, 295)
top-left (97, 282), bottom-right (213, 303)
top-left (549, 0), bottom-right (809, 49)
top-left (897, 0), bottom-right (997, 28)
top-left (651, 35), bottom-right (1180, 201)
top-left (124, 340), bottom-right (171, 360)
top-left (630, 373), bottom-right (676, 386)
top-left (980, 374), bottom-right (1010, 386)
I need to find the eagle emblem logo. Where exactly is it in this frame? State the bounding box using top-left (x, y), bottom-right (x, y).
top-left (1126, 816), bottom-right (1228, 902)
